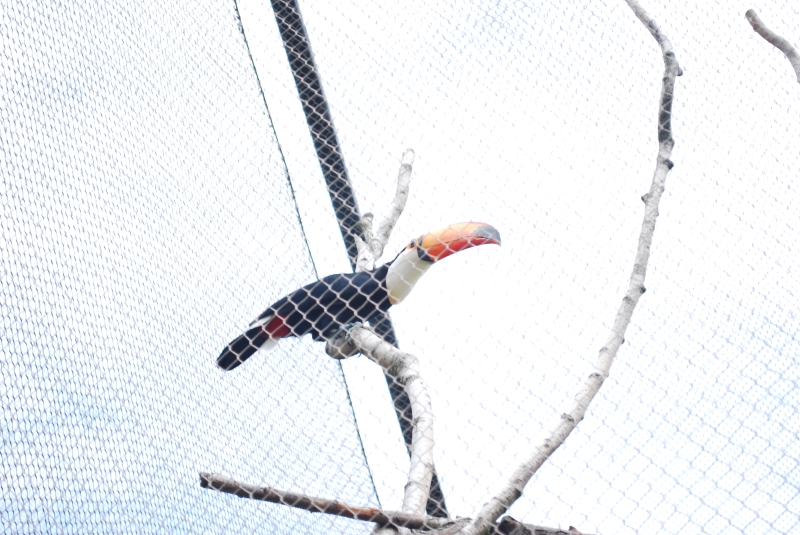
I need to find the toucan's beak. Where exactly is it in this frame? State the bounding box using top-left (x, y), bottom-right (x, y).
top-left (415, 222), bottom-right (501, 262)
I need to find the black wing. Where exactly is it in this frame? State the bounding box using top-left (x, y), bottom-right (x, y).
top-left (261, 265), bottom-right (391, 340)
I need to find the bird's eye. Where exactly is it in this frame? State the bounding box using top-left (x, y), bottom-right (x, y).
top-left (406, 235), bottom-right (425, 250)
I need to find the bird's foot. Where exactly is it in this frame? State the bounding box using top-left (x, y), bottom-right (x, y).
top-left (325, 325), bottom-right (362, 360)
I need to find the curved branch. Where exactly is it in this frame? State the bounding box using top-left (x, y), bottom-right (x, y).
top-left (746, 9), bottom-right (800, 84)
top-left (460, 2), bottom-right (681, 533)
top-left (327, 324), bottom-right (434, 517)
top-left (624, 0), bottom-right (683, 77)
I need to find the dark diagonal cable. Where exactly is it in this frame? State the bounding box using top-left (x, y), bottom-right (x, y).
top-left (230, 0), bottom-right (380, 505)
top-left (268, 0), bottom-right (449, 517)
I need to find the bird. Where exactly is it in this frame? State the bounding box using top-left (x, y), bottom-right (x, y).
top-left (216, 221), bottom-right (501, 370)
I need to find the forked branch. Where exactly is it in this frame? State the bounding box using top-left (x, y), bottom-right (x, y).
top-left (355, 149), bottom-right (414, 271)
top-left (746, 9), bottom-right (800, 84)
top-left (347, 150), bottom-right (436, 523)
top-left (460, 2), bottom-right (682, 533)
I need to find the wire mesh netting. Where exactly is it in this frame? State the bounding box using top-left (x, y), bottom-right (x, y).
top-left (3, 0), bottom-right (800, 534)
top-left (1, 1), bottom-right (378, 533)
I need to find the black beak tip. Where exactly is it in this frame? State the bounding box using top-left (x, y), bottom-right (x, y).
top-left (476, 224), bottom-right (501, 246)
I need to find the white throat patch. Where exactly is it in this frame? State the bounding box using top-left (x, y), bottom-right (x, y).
top-left (386, 248), bottom-right (433, 305)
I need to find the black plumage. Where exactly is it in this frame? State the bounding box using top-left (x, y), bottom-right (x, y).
top-left (217, 264), bottom-right (391, 370)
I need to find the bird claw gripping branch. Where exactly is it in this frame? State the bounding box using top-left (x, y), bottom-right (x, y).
top-left (325, 323), bottom-right (364, 360)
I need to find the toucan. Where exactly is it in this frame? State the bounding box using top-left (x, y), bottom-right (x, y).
top-left (216, 222), bottom-right (501, 370)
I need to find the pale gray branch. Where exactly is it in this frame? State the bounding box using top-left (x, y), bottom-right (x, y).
top-left (355, 213), bottom-right (376, 273)
top-left (460, 2), bottom-right (681, 533)
top-left (355, 149), bottom-right (415, 271)
top-left (746, 9), bottom-right (800, 84)
top-left (623, 0), bottom-right (683, 76)
top-left (349, 149), bottom-right (427, 533)
top-left (327, 324), bottom-right (434, 517)
top-left (199, 472), bottom-right (454, 530)
top-left (374, 149), bottom-right (414, 252)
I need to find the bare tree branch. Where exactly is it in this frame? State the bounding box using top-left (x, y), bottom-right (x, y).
top-left (199, 472), bottom-right (455, 530)
top-left (355, 149), bottom-right (415, 271)
top-left (460, 2), bottom-right (682, 533)
top-left (493, 517), bottom-right (591, 535)
top-left (199, 475), bottom-right (586, 535)
top-left (374, 149), bottom-right (414, 252)
top-left (624, 0), bottom-right (684, 77)
top-left (327, 324), bottom-right (434, 517)
top-left (348, 150), bottom-right (434, 530)
top-left (354, 213), bottom-right (376, 273)
top-left (746, 9), bottom-right (800, 84)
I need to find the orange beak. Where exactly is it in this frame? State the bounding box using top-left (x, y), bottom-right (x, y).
top-left (409, 222), bottom-right (501, 262)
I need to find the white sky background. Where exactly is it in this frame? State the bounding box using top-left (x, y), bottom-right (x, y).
top-left (239, 1), bottom-right (800, 534)
top-left (0, 2), bottom-right (378, 533)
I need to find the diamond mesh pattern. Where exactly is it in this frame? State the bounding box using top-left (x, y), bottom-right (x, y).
top-left (1, 1), bottom-right (376, 533)
top-left (4, 0), bottom-right (800, 534)
top-left (239, 1), bottom-right (800, 533)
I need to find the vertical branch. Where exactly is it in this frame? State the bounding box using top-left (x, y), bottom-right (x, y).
top-left (327, 325), bottom-right (435, 518)
top-left (373, 149), bottom-right (414, 253)
top-left (745, 9), bottom-right (800, 84)
top-left (460, 2), bottom-right (682, 534)
top-left (342, 149), bottom-right (436, 522)
top-left (355, 150), bottom-right (416, 272)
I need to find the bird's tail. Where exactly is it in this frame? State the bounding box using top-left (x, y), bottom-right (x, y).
top-left (216, 315), bottom-right (281, 371)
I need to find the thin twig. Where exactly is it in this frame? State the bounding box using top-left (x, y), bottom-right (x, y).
top-left (745, 9), bottom-right (800, 84)
top-left (199, 472), bottom-right (454, 530)
top-left (355, 149), bottom-right (415, 271)
top-left (460, 2), bottom-right (681, 533)
top-left (327, 324), bottom-right (435, 517)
